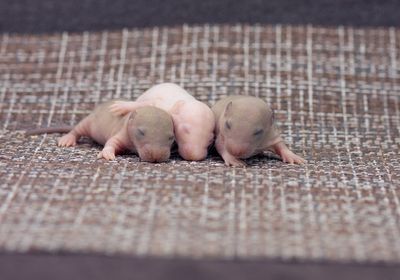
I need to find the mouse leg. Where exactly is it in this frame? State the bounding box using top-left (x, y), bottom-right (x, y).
top-left (215, 136), bottom-right (246, 167)
top-left (58, 117), bottom-right (91, 147)
top-left (109, 100), bottom-right (155, 116)
top-left (268, 141), bottom-right (306, 164)
top-left (97, 136), bottom-right (125, 160)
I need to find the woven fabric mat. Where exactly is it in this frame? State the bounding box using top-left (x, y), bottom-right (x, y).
top-left (0, 25), bottom-right (400, 263)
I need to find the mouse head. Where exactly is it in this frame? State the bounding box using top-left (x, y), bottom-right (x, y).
top-left (170, 100), bottom-right (215, 161)
top-left (220, 99), bottom-right (274, 159)
top-left (127, 107), bottom-right (175, 163)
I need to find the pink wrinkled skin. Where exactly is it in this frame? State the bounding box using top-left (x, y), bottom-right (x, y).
top-left (110, 83), bottom-right (215, 161)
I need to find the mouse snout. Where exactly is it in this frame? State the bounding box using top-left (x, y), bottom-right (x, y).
top-left (139, 146), bottom-right (170, 163)
top-left (226, 143), bottom-right (250, 158)
top-left (179, 146), bottom-right (207, 161)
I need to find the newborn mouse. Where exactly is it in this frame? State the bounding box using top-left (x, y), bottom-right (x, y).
top-left (26, 100), bottom-right (175, 163)
top-left (212, 95), bottom-right (306, 167)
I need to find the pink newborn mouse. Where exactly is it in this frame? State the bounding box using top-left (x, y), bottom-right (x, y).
top-left (110, 83), bottom-right (215, 161)
top-left (26, 100), bottom-right (175, 163)
top-left (212, 95), bottom-right (306, 167)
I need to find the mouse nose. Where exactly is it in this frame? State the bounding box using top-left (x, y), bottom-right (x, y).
top-left (179, 147), bottom-right (207, 161)
top-left (141, 147), bottom-right (170, 163)
top-left (227, 143), bottom-right (249, 158)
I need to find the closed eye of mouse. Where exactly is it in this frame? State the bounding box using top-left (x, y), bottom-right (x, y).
top-left (253, 129), bottom-right (263, 136)
top-left (136, 128), bottom-right (145, 137)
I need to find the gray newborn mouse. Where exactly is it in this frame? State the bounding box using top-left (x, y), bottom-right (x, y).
top-left (212, 95), bottom-right (306, 167)
top-left (26, 100), bottom-right (175, 163)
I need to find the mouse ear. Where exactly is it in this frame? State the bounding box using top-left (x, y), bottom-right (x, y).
top-left (269, 108), bottom-right (275, 126)
top-left (170, 100), bottom-right (185, 116)
top-left (128, 110), bottom-right (137, 124)
top-left (223, 101), bottom-right (233, 117)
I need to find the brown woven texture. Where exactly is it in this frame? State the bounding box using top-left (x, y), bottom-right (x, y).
top-left (0, 25), bottom-right (400, 263)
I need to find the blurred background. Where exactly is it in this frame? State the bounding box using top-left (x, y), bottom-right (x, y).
top-left (1, 0), bottom-right (400, 33)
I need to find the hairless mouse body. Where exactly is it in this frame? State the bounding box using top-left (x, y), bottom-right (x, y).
top-left (212, 95), bottom-right (306, 167)
top-left (110, 83), bottom-right (215, 161)
top-left (26, 100), bottom-right (175, 163)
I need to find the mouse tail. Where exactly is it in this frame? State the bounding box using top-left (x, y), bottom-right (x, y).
top-left (25, 126), bottom-right (74, 136)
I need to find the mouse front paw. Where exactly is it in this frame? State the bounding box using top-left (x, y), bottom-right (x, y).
top-left (279, 149), bottom-right (306, 165)
top-left (109, 101), bottom-right (133, 116)
top-left (97, 148), bottom-right (116, 160)
top-left (58, 134), bottom-right (77, 147)
top-left (223, 155), bottom-right (247, 167)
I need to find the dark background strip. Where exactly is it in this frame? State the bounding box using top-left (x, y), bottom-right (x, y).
top-left (1, 0), bottom-right (400, 34)
top-left (1, 253), bottom-right (400, 280)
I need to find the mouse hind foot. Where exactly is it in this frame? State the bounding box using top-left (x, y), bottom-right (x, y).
top-left (109, 101), bottom-right (140, 116)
